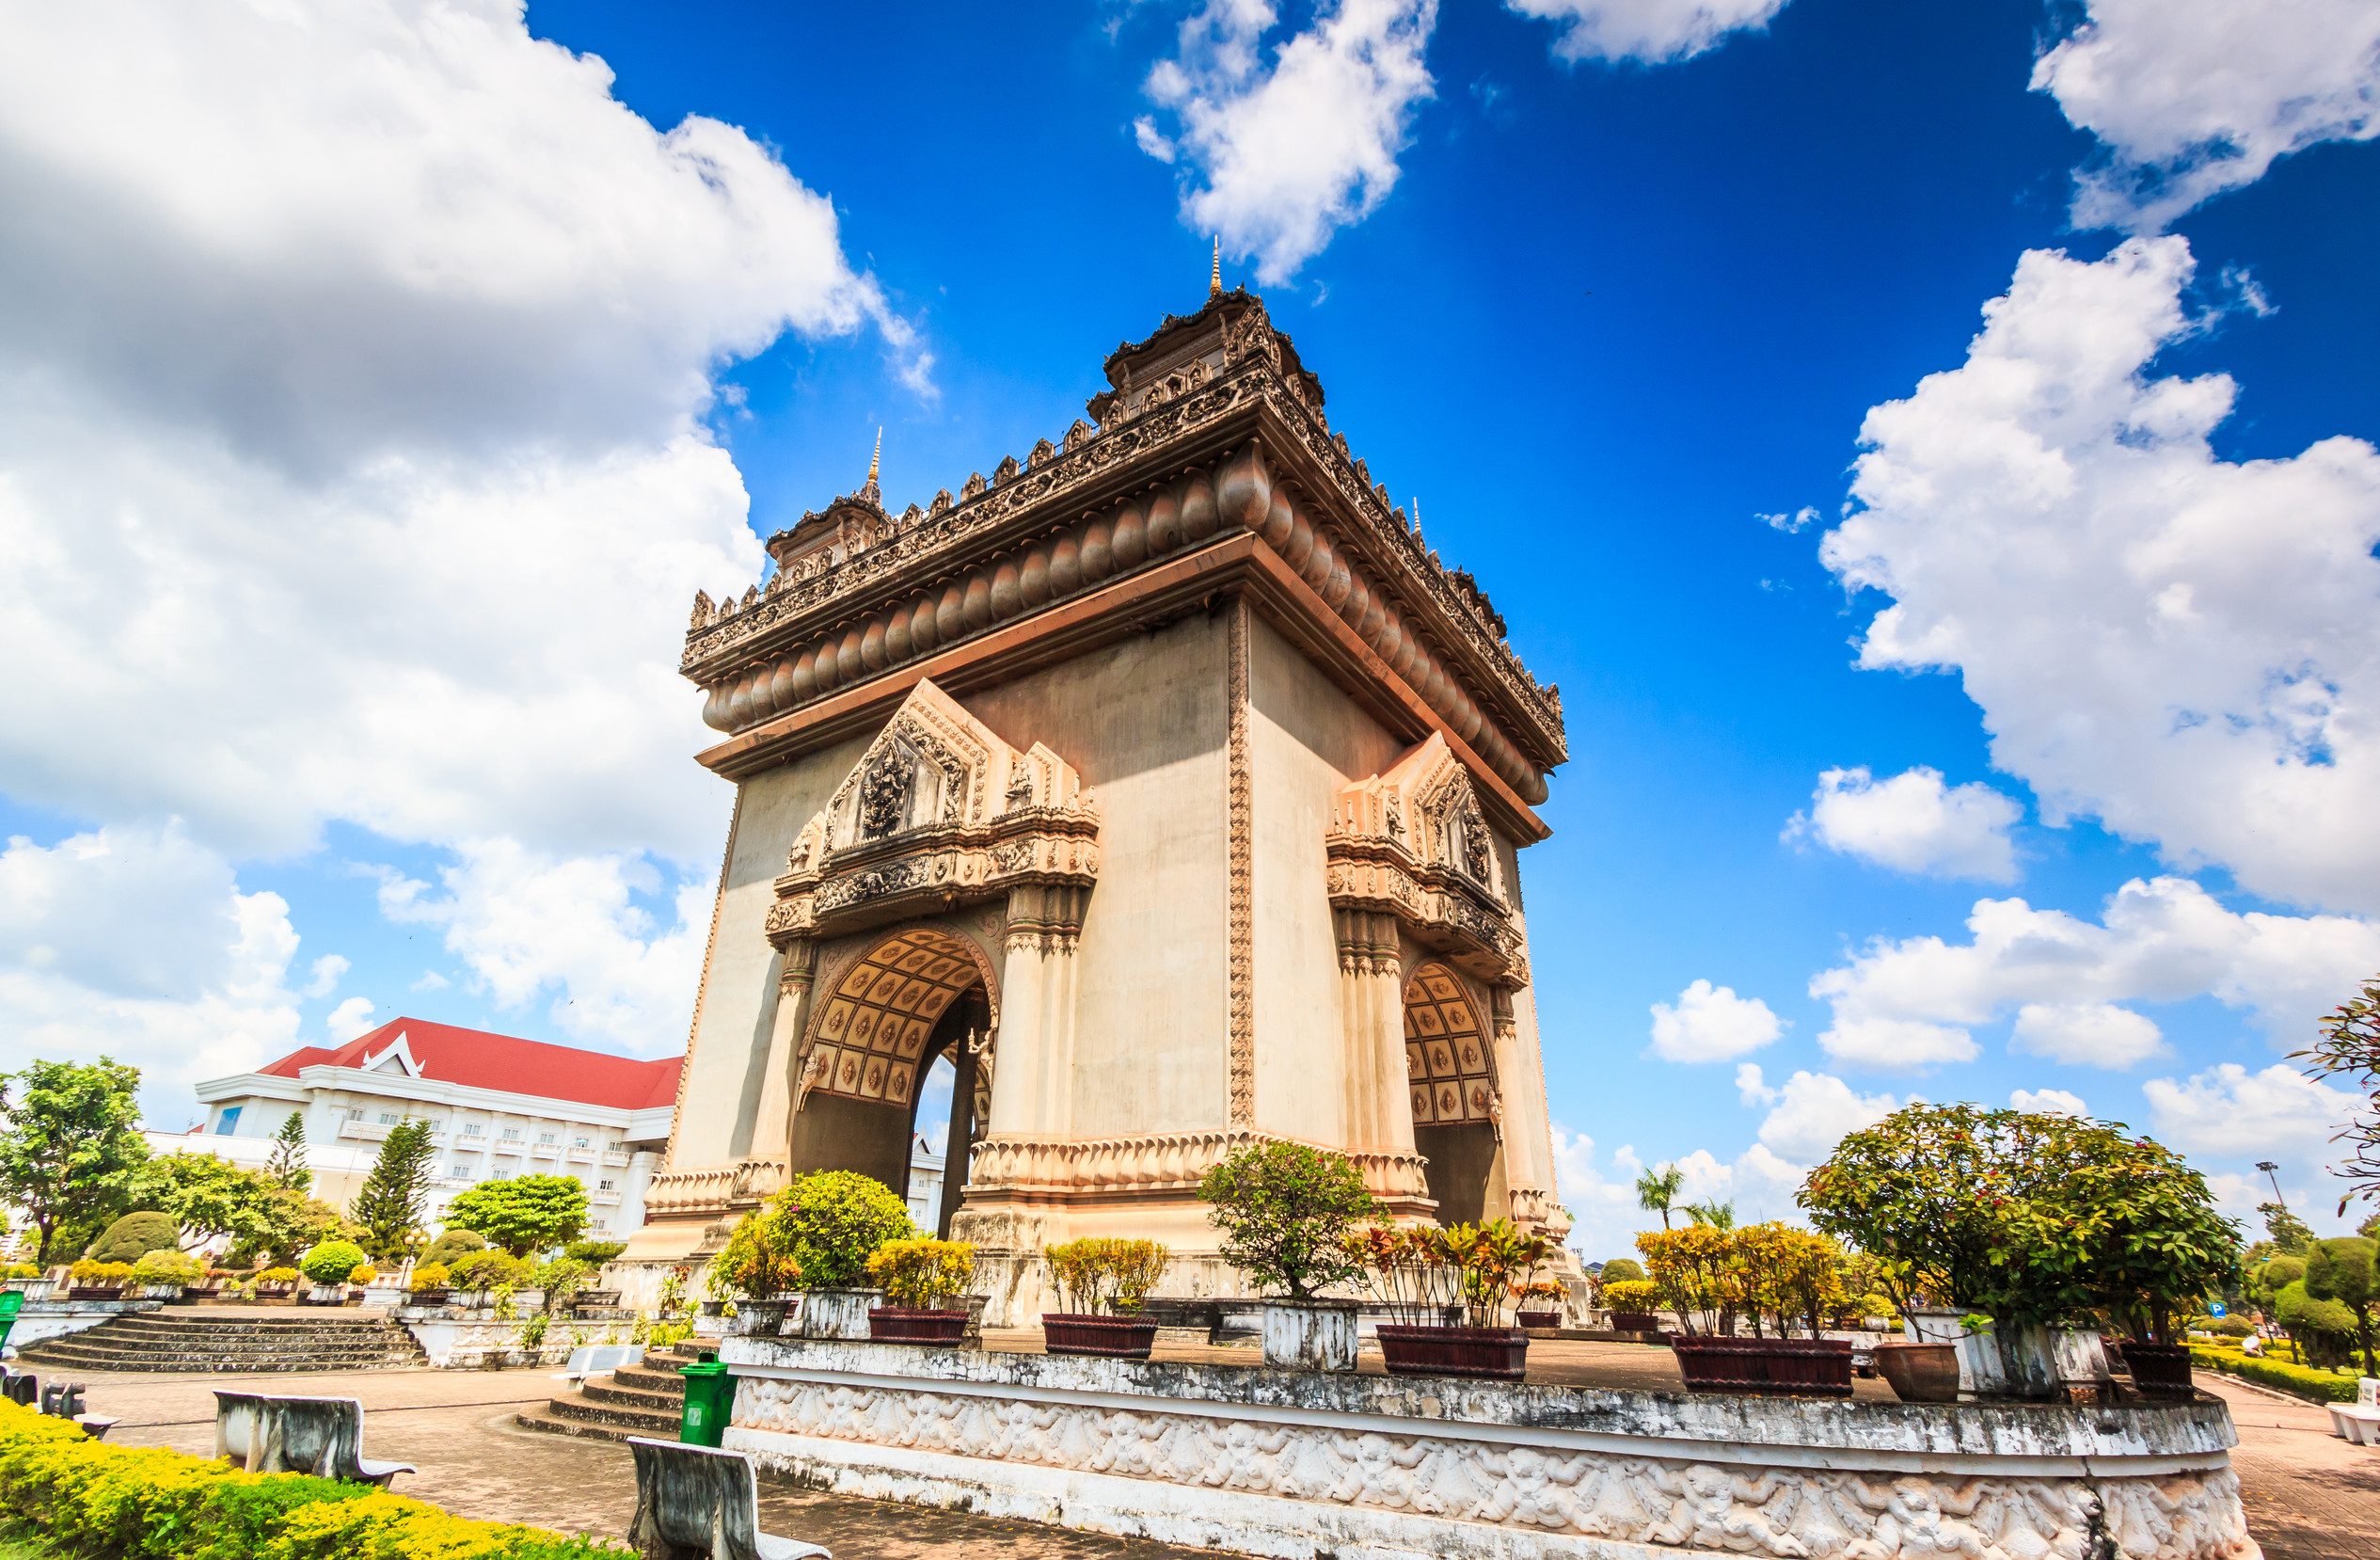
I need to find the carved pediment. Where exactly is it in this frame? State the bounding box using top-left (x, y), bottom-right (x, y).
top-left (1325, 734), bottom-right (1526, 987)
top-left (768, 679), bottom-right (1098, 945)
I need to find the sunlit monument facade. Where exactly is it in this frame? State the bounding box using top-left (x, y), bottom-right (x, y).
top-left (620, 278), bottom-right (1575, 1320)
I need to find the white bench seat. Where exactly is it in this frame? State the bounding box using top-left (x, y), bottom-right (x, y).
top-left (2330, 1403), bottom-right (2380, 1446)
top-left (551, 1343), bottom-right (644, 1386)
top-left (627, 1436), bottom-right (829, 1560)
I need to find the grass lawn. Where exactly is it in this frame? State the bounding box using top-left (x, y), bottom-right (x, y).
top-left (0, 1536), bottom-right (57, 1560)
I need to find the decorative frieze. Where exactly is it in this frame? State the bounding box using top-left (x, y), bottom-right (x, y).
top-left (966, 1128), bottom-right (1431, 1208)
top-left (1226, 598), bottom-right (1255, 1126)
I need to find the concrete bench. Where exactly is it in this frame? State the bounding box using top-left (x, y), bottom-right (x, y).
top-left (213, 1391), bottom-right (417, 1488)
top-left (34, 1379), bottom-right (117, 1440)
top-left (2330, 1403), bottom-right (2380, 1446)
top-left (551, 1343), bottom-right (646, 1386)
top-left (627, 1436), bottom-right (830, 1560)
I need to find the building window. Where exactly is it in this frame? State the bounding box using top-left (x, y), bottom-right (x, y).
top-left (378, 1113), bottom-right (400, 1125)
top-left (500, 1127), bottom-right (521, 1141)
top-left (536, 1132), bottom-right (556, 1145)
top-left (608, 1141), bottom-right (627, 1154)
top-left (573, 1137), bottom-right (589, 1149)
top-left (345, 1107), bottom-right (365, 1121)
top-left (215, 1106), bottom-right (243, 1135)
top-left (490, 1169), bottom-right (511, 1180)
top-left (463, 1123), bottom-right (483, 1138)
top-left (598, 1179), bottom-right (614, 1192)
top-left (451, 1166), bottom-right (472, 1181)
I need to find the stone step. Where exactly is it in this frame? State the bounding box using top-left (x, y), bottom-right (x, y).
top-left (536, 1392), bottom-right (682, 1433)
top-left (513, 1407), bottom-right (658, 1445)
top-left (16, 1313), bottom-right (426, 1373)
top-left (610, 1365), bottom-right (690, 1396)
top-left (580, 1377), bottom-right (686, 1413)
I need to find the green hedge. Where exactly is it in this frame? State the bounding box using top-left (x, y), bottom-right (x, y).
top-left (0, 1402), bottom-right (627, 1559)
top-left (2189, 1345), bottom-right (2360, 1405)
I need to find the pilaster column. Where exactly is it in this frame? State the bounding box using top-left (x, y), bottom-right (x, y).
top-left (747, 937), bottom-right (817, 1164)
top-left (984, 883), bottom-right (1088, 1138)
top-left (1335, 909), bottom-right (1413, 1153)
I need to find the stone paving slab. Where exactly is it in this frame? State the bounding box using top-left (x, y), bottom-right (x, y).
top-left (39, 1345), bottom-right (2365, 1559)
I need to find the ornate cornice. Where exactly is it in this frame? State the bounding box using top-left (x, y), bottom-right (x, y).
top-left (677, 290), bottom-right (1565, 801)
top-left (1325, 735), bottom-right (1530, 989)
top-left (966, 1127), bottom-right (1433, 1213)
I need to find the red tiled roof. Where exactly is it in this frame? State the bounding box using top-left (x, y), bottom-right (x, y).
top-left (258, 1019), bottom-right (681, 1113)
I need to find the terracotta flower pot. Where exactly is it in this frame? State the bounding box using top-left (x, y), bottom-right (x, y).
top-left (1377, 1325), bottom-right (1531, 1381)
top-left (67, 1286), bottom-right (124, 1301)
top-left (1669, 1333), bottom-right (1853, 1397)
top-left (407, 1289), bottom-right (452, 1305)
top-left (2118, 1341), bottom-right (2195, 1397)
top-left (1873, 1340), bottom-right (1960, 1403)
top-left (1041, 1313), bottom-right (1159, 1360)
top-left (1516, 1310), bottom-right (1561, 1329)
top-left (870, 1307), bottom-right (969, 1345)
top-left (1609, 1311), bottom-right (1659, 1332)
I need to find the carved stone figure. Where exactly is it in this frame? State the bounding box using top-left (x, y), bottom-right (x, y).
top-left (858, 749), bottom-right (912, 839)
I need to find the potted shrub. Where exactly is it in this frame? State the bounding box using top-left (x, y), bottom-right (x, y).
top-left (344, 1262), bottom-right (376, 1302)
top-left (1198, 1140), bottom-right (1378, 1372)
top-left (1646, 1223), bottom-right (1854, 1397)
top-left (407, 1262), bottom-right (452, 1303)
top-left (296, 1239), bottom-right (369, 1303)
top-left (447, 1248), bottom-right (527, 1308)
top-left (707, 1203), bottom-right (805, 1335)
top-left (1354, 1220), bottom-right (1546, 1380)
top-left (67, 1258), bottom-right (135, 1299)
top-left (866, 1238), bottom-right (976, 1344)
top-left (1514, 1281), bottom-right (1566, 1330)
top-left (3, 1263), bottom-right (52, 1301)
top-left (131, 1248), bottom-right (203, 1300)
top-left (765, 1171), bottom-right (913, 1340)
top-left (1040, 1238), bottom-right (1167, 1359)
top-left (1602, 1279), bottom-right (1664, 1333)
top-left (252, 1266), bottom-right (302, 1303)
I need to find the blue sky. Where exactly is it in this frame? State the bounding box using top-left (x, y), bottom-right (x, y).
top-left (1, 0), bottom-right (2374, 1258)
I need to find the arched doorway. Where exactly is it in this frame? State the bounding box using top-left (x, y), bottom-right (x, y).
top-left (789, 924), bottom-right (992, 1234)
top-left (1403, 963), bottom-right (1505, 1225)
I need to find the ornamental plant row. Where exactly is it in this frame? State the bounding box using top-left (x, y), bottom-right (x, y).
top-left (0, 1402), bottom-right (628, 1560)
top-left (2187, 1345), bottom-right (2359, 1405)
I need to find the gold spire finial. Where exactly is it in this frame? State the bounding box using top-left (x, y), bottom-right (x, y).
top-left (867, 426), bottom-right (881, 486)
top-left (1209, 236), bottom-right (1221, 298)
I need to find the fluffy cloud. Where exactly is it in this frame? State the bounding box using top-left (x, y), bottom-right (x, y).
top-left (1507, 0), bottom-right (1789, 66)
top-left (326, 996), bottom-right (379, 1042)
top-left (1646, 979), bottom-right (1785, 1062)
top-left (1749, 1070), bottom-right (1905, 1164)
top-left (373, 839), bottom-right (710, 1055)
top-left (2011, 1001), bottom-right (2164, 1067)
top-left (2010, 1087), bottom-right (2090, 1117)
top-left (2033, 0), bottom-right (2380, 231)
top-left (2142, 1060), bottom-right (2356, 1161)
top-left (1785, 766), bottom-right (2022, 882)
top-left (1810, 875), bottom-right (2380, 1073)
top-left (1140, 0), bottom-right (1438, 283)
top-left (0, 826), bottom-right (304, 1121)
top-left (1823, 238), bottom-right (2380, 915)
top-left (1549, 1122), bottom-right (1668, 1261)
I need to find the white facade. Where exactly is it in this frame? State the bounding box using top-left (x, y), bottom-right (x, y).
top-left (904, 1134), bottom-right (945, 1230)
top-left (184, 1030), bottom-right (672, 1239)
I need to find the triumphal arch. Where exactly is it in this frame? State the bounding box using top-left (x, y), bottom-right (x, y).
top-left (620, 280), bottom-right (1574, 1320)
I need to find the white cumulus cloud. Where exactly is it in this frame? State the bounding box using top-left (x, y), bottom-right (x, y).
top-left (1823, 237), bottom-right (2380, 916)
top-left (1752, 1070), bottom-right (1905, 1164)
top-left (2142, 1061), bottom-right (2356, 1160)
top-left (2010, 1086), bottom-right (2090, 1117)
top-left (1646, 979), bottom-right (1785, 1062)
top-left (1141, 0), bottom-right (1438, 284)
top-left (2033, 0), bottom-right (2380, 231)
top-left (325, 996), bottom-right (378, 1042)
top-left (1785, 765), bottom-right (2022, 882)
top-left (1507, 0), bottom-right (1790, 66)
top-left (1810, 876), bottom-right (2380, 1074)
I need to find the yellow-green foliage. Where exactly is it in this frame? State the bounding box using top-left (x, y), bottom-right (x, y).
top-left (1602, 1279), bottom-right (1662, 1310)
top-left (409, 1264), bottom-right (450, 1291)
top-left (1041, 1238), bottom-right (1170, 1315)
top-left (0, 1401), bottom-right (628, 1558)
top-left (347, 1265), bottom-right (378, 1286)
top-left (2189, 1345), bottom-right (2357, 1404)
top-left (865, 1239), bottom-right (975, 1309)
top-left (254, 1267), bottom-right (302, 1287)
top-left (67, 1261), bottom-right (133, 1286)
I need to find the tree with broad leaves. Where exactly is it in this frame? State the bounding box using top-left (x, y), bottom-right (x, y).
top-left (266, 1112), bottom-right (312, 1193)
top-left (444, 1173), bottom-right (590, 1257)
top-left (2296, 975), bottom-right (2380, 1215)
top-left (125, 1152), bottom-right (281, 1252)
top-left (1198, 1141), bottom-right (1378, 1302)
top-left (0, 1059), bottom-right (151, 1266)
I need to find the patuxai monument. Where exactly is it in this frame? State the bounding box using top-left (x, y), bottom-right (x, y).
top-left (620, 274), bottom-right (1578, 1321)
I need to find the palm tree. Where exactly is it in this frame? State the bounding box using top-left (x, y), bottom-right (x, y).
top-left (1635, 1163), bottom-right (1685, 1230)
top-left (1682, 1198), bottom-right (1737, 1231)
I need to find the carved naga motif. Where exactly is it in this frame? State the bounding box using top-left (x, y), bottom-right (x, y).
top-left (1325, 732), bottom-right (1528, 988)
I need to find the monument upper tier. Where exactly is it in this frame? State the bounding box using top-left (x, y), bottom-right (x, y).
top-left (681, 288), bottom-right (1566, 811)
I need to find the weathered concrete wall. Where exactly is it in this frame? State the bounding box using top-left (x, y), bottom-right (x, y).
top-left (1247, 614), bottom-right (1404, 1151)
top-left (960, 613), bottom-right (1231, 1138)
top-left (721, 1338), bottom-right (2257, 1560)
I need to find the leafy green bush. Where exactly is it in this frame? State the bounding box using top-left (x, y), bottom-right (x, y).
top-left (1042, 1239), bottom-right (1171, 1314)
top-left (420, 1229), bottom-right (486, 1268)
top-left (1603, 1279), bottom-right (1663, 1310)
top-left (768, 1170), bottom-right (913, 1290)
top-left (409, 1264), bottom-right (450, 1291)
top-left (2190, 1345), bottom-right (2358, 1404)
top-left (563, 1238), bottom-right (626, 1266)
top-left (128, 1250), bottom-right (201, 1288)
top-left (867, 1238), bottom-right (976, 1310)
top-left (295, 1241), bottom-right (367, 1287)
top-left (253, 1266), bottom-right (300, 1287)
top-left (1198, 1140), bottom-right (1378, 1301)
top-left (2196, 1315), bottom-right (2255, 1337)
top-left (85, 1212), bottom-right (179, 1265)
top-left (0, 1398), bottom-right (628, 1556)
top-left (444, 1176), bottom-right (589, 1257)
top-left (1597, 1258), bottom-right (1645, 1285)
top-left (448, 1249), bottom-right (528, 1291)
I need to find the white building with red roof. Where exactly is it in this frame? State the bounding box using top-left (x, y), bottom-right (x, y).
top-left (176, 1018), bottom-right (681, 1238)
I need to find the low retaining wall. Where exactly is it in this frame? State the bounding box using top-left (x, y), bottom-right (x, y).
top-left (396, 1311), bottom-right (630, 1369)
top-left (4, 1300), bottom-right (164, 1354)
top-left (717, 1337), bottom-right (2258, 1560)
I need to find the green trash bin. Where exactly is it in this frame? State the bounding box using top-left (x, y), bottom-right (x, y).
top-left (0, 1290), bottom-right (22, 1353)
top-left (677, 1352), bottom-right (735, 1447)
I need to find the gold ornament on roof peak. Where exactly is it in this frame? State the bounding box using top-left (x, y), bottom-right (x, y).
top-left (1209, 236), bottom-right (1222, 299)
top-left (867, 427), bottom-right (881, 486)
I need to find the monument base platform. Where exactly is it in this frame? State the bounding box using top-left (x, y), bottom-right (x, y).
top-left (717, 1337), bottom-right (2260, 1560)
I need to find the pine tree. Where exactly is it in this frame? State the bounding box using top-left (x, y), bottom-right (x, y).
top-left (266, 1111), bottom-right (312, 1193)
top-left (351, 1119), bottom-right (437, 1260)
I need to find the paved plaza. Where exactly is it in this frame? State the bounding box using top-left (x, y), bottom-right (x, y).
top-left (40, 1338), bottom-right (2365, 1559)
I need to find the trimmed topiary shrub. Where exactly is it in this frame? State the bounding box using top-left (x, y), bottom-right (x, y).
top-left (131, 1250), bottom-right (203, 1287)
top-left (1597, 1258), bottom-right (1645, 1286)
top-left (87, 1211), bottom-right (181, 1264)
top-left (448, 1248), bottom-right (529, 1291)
top-left (563, 1238), bottom-right (627, 1266)
top-left (296, 1240), bottom-right (368, 1287)
top-left (766, 1170), bottom-right (915, 1290)
top-left (420, 1228), bottom-right (486, 1268)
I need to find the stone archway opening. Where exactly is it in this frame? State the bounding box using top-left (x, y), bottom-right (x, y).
top-left (1403, 963), bottom-right (1505, 1226)
top-left (790, 924), bottom-right (992, 1234)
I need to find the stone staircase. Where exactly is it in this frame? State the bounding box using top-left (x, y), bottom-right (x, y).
top-left (14, 1313), bottom-right (428, 1374)
top-left (516, 1343), bottom-right (706, 1442)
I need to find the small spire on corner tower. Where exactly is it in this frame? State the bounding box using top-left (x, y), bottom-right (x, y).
top-left (867, 426), bottom-right (881, 486)
top-left (1209, 236), bottom-right (1222, 299)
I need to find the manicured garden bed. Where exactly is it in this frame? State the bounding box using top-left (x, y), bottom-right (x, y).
top-left (2188, 1344), bottom-right (2360, 1404)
